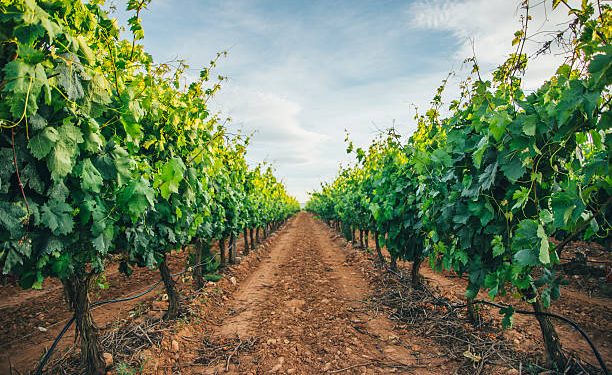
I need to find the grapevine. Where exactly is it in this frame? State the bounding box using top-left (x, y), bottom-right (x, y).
top-left (0, 1), bottom-right (299, 373)
top-left (307, 1), bottom-right (610, 370)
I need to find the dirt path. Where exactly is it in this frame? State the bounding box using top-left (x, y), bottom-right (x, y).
top-left (175, 212), bottom-right (451, 374)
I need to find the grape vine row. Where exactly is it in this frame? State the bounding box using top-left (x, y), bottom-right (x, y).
top-left (0, 0), bottom-right (299, 373)
top-left (307, 1), bottom-right (610, 371)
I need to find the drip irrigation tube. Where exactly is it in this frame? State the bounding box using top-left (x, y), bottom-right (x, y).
top-left (383, 264), bottom-right (609, 375)
top-left (32, 223), bottom-right (287, 375)
top-left (34, 258), bottom-right (215, 375)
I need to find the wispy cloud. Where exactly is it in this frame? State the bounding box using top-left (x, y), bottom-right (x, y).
top-left (406, 0), bottom-right (575, 88)
top-left (110, 0), bottom-right (578, 202)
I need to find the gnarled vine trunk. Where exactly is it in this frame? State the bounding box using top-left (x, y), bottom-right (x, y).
top-left (219, 238), bottom-right (226, 267)
top-left (532, 297), bottom-right (566, 370)
top-left (250, 228), bottom-right (256, 250)
top-left (243, 228), bottom-right (250, 255)
top-left (229, 232), bottom-right (237, 264)
top-left (159, 255), bottom-right (180, 320)
top-left (192, 238), bottom-right (205, 290)
top-left (359, 229), bottom-right (364, 248)
top-left (389, 253), bottom-right (398, 272)
top-left (411, 256), bottom-right (423, 288)
top-left (374, 231), bottom-right (385, 267)
top-left (466, 298), bottom-right (480, 325)
top-left (63, 273), bottom-right (105, 374)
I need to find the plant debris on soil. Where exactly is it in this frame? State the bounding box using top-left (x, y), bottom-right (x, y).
top-left (367, 266), bottom-right (603, 375)
top-left (4, 213), bottom-right (610, 375)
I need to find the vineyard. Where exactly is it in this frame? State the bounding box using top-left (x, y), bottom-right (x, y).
top-left (0, 0), bottom-right (610, 375)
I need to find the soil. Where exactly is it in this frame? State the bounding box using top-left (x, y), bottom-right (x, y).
top-left (0, 234), bottom-right (249, 374)
top-left (0, 252), bottom-right (189, 374)
top-left (2, 213), bottom-right (610, 374)
top-left (137, 214), bottom-right (488, 374)
top-left (367, 239), bottom-right (611, 372)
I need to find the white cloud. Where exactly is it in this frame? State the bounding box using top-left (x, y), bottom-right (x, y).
top-left (111, 0), bottom-right (581, 203)
top-left (406, 0), bottom-right (575, 89)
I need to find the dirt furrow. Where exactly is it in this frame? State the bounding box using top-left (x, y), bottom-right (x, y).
top-left (190, 212), bottom-right (450, 374)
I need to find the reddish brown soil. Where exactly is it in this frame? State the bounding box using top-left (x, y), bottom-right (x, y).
top-left (0, 234), bottom-right (250, 374)
top-left (2, 214), bottom-right (609, 374)
top-left (144, 213), bottom-right (466, 374)
top-left (365, 237), bottom-right (611, 371)
top-left (0, 252), bottom-right (189, 373)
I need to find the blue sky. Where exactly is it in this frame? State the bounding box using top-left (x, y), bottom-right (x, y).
top-left (110, 0), bottom-right (572, 203)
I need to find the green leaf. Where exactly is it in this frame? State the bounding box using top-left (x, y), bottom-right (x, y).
top-left (21, 163), bottom-right (46, 194)
top-left (511, 187), bottom-right (529, 210)
top-left (55, 54), bottom-right (85, 100)
top-left (465, 287), bottom-right (478, 300)
top-left (92, 226), bottom-right (114, 254)
top-left (49, 142), bottom-right (74, 180)
top-left (48, 124), bottom-right (84, 180)
top-left (500, 152), bottom-right (525, 183)
top-left (79, 159), bottom-right (103, 193)
top-left (536, 224), bottom-right (550, 264)
top-left (488, 111), bottom-right (511, 142)
top-left (118, 177), bottom-right (155, 221)
top-left (512, 220), bottom-right (547, 266)
top-left (514, 249), bottom-right (539, 266)
top-left (28, 127), bottom-right (59, 159)
top-left (0, 201), bottom-right (27, 238)
top-left (41, 200), bottom-right (74, 235)
top-left (485, 273), bottom-right (498, 298)
top-left (480, 201), bottom-right (494, 226)
top-left (112, 146), bottom-right (133, 185)
top-left (154, 158), bottom-right (186, 200)
top-left (48, 181), bottom-right (69, 202)
top-left (3, 59), bottom-right (40, 117)
top-left (551, 189), bottom-right (584, 230)
top-left (472, 135), bottom-right (488, 169)
top-left (121, 117), bottom-right (143, 144)
top-left (51, 252), bottom-right (72, 277)
top-left (2, 248), bottom-right (23, 274)
top-left (521, 115), bottom-right (537, 136)
top-left (500, 305), bottom-right (514, 328)
top-left (59, 123), bottom-right (84, 145)
top-left (478, 162), bottom-right (498, 191)
top-left (204, 273), bottom-right (222, 282)
top-left (588, 46), bottom-right (612, 86)
top-left (491, 235), bottom-right (505, 257)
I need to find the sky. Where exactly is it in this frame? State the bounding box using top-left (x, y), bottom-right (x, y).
top-left (109, 0), bottom-right (574, 204)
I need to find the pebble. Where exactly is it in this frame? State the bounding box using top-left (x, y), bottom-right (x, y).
top-left (103, 352), bottom-right (113, 368)
top-left (171, 340), bottom-right (180, 352)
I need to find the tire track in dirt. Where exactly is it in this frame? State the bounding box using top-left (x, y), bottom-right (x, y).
top-left (200, 212), bottom-right (450, 374)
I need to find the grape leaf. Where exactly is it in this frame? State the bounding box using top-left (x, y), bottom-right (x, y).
top-left (79, 159), bottom-right (103, 193)
top-left (41, 200), bottom-right (74, 235)
top-left (118, 178), bottom-right (155, 221)
top-left (28, 127), bottom-right (59, 159)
